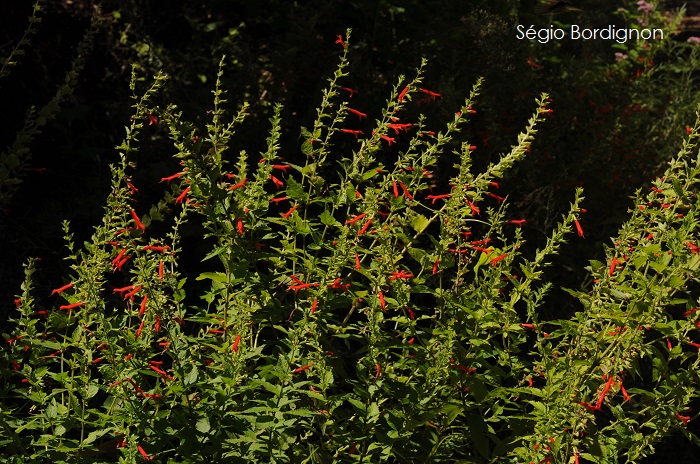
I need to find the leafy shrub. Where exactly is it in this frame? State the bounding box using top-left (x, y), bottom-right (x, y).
top-left (2, 26), bottom-right (700, 464)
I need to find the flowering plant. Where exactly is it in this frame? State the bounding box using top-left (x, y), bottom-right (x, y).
top-left (2, 28), bottom-right (700, 463)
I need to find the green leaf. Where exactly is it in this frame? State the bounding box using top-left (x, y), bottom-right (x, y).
top-left (320, 210), bottom-right (339, 226)
top-left (46, 400), bottom-right (57, 419)
top-left (441, 403), bottom-right (463, 425)
top-left (201, 246), bottom-right (226, 262)
top-left (196, 416), bottom-right (211, 434)
top-left (672, 177), bottom-right (683, 197)
top-left (86, 382), bottom-right (99, 399)
top-left (184, 365), bottom-right (198, 386)
top-left (286, 177), bottom-right (305, 201)
top-left (362, 169), bottom-right (379, 181)
top-left (196, 272), bottom-right (228, 283)
top-left (410, 213), bottom-right (429, 234)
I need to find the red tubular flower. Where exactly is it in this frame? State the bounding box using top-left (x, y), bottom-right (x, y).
top-left (124, 353), bottom-right (133, 361)
top-left (432, 258), bottom-right (439, 275)
top-left (420, 88), bottom-right (442, 99)
top-left (175, 187), bottom-right (190, 204)
top-left (619, 382), bottom-right (631, 402)
top-left (490, 253), bottom-right (507, 266)
top-left (50, 282), bottom-right (74, 296)
top-left (138, 295), bottom-right (148, 317)
top-left (358, 218), bottom-right (372, 236)
top-left (355, 253), bottom-right (361, 270)
top-left (149, 364), bottom-right (167, 376)
top-left (379, 291), bottom-right (386, 310)
top-left (685, 242), bottom-right (700, 254)
top-left (340, 87), bottom-right (358, 97)
top-left (130, 210), bottom-right (146, 231)
top-left (427, 194), bottom-right (450, 204)
top-left (574, 219), bottom-right (584, 238)
top-left (341, 128), bottom-right (364, 138)
top-left (311, 299), bottom-right (318, 314)
top-left (335, 34), bottom-right (346, 49)
top-left (288, 282), bottom-right (319, 293)
top-left (135, 319), bottom-right (145, 339)
top-left (387, 123), bottom-right (412, 134)
top-left (115, 256), bottom-right (131, 271)
top-left (232, 334), bottom-right (241, 352)
top-left (508, 219), bottom-right (526, 227)
top-left (160, 172), bottom-right (182, 183)
top-left (389, 270), bottom-right (414, 280)
top-left (143, 245), bottom-right (170, 253)
top-left (112, 248), bottom-right (127, 266)
top-left (228, 178), bottom-right (247, 190)
top-left (527, 56), bottom-right (544, 69)
top-left (147, 114), bottom-right (158, 126)
top-left (381, 135), bottom-right (396, 146)
top-left (329, 278), bottom-right (350, 291)
top-left (595, 376), bottom-right (615, 410)
top-left (59, 302), bottom-right (85, 312)
top-left (345, 213), bottom-right (367, 225)
top-left (282, 205), bottom-right (298, 219)
top-left (392, 181), bottom-right (399, 197)
top-left (124, 285), bottom-right (142, 300)
top-left (375, 363), bottom-right (381, 379)
top-left (470, 246), bottom-right (491, 253)
top-left (684, 307), bottom-right (700, 317)
top-left (398, 86), bottom-right (410, 102)
top-left (454, 365), bottom-right (476, 374)
top-left (466, 199), bottom-right (480, 216)
top-left (270, 175), bottom-right (284, 189)
top-left (270, 195), bottom-right (289, 204)
top-left (609, 256), bottom-right (619, 277)
top-left (406, 307), bottom-right (416, 320)
top-left (272, 164), bottom-right (291, 172)
top-left (575, 400), bottom-right (598, 412)
top-left (676, 413), bottom-right (691, 427)
top-left (158, 261), bottom-right (164, 280)
top-left (138, 445), bottom-right (151, 461)
top-left (294, 364), bottom-right (313, 373)
top-left (237, 218), bottom-right (244, 234)
top-left (487, 192), bottom-right (505, 202)
top-left (348, 108), bottom-right (367, 120)
top-left (399, 182), bottom-right (413, 200)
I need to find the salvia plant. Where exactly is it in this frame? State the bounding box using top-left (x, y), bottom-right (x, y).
top-left (2, 29), bottom-right (700, 463)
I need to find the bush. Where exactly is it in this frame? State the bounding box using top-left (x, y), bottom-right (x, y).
top-left (3, 28), bottom-right (700, 463)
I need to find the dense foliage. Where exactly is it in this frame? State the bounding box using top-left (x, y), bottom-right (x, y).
top-left (2, 1), bottom-right (700, 462)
